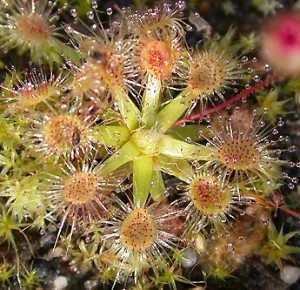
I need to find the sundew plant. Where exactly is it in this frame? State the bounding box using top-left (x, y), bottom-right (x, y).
top-left (0, 0), bottom-right (299, 289)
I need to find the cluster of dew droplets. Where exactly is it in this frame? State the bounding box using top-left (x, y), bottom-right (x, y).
top-left (122, 1), bottom-right (187, 32)
top-left (70, 8), bottom-right (78, 18)
top-left (227, 55), bottom-right (259, 97)
top-left (267, 112), bottom-right (299, 189)
top-left (70, 1), bottom-right (116, 35)
top-left (268, 115), bottom-right (300, 190)
top-left (70, 2), bottom-right (113, 19)
top-left (48, 1), bottom-right (69, 25)
top-left (285, 135), bottom-right (300, 189)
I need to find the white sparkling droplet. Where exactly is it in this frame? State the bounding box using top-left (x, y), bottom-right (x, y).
top-left (87, 11), bottom-right (94, 19)
top-left (70, 8), bottom-right (77, 17)
top-left (106, 7), bottom-right (113, 15)
top-left (91, 1), bottom-right (98, 9)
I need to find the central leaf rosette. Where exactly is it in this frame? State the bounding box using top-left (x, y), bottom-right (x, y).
top-left (94, 72), bottom-right (213, 207)
top-left (130, 129), bottom-right (162, 155)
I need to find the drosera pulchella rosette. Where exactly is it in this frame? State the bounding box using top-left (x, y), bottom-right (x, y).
top-left (200, 106), bottom-right (285, 193)
top-left (26, 101), bottom-right (97, 161)
top-left (100, 197), bottom-right (182, 284)
top-left (45, 159), bottom-right (123, 248)
top-left (0, 66), bottom-right (66, 115)
top-left (0, 1), bottom-right (299, 289)
top-left (0, 0), bottom-right (65, 60)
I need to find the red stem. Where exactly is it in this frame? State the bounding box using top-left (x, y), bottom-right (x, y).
top-left (175, 73), bottom-right (278, 126)
top-left (256, 197), bottom-right (300, 220)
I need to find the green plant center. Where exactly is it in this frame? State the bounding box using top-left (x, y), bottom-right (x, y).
top-left (120, 208), bottom-right (157, 252)
top-left (63, 172), bottom-right (98, 205)
top-left (131, 128), bottom-right (162, 155)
